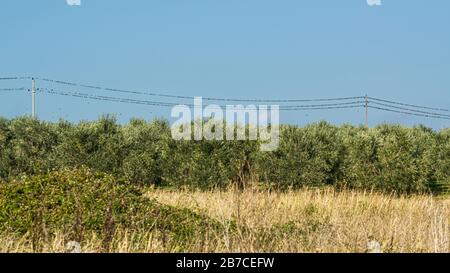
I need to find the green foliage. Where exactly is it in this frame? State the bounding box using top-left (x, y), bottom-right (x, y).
top-left (121, 119), bottom-right (171, 186)
top-left (340, 125), bottom-right (439, 193)
top-left (0, 168), bottom-right (220, 247)
top-left (0, 117), bottom-right (12, 178)
top-left (433, 129), bottom-right (450, 194)
top-left (162, 139), bottom-right (259, 189)
top-left (0, 117), bottom-right (58, 177)
top-left (50, 115), bottom-right (126, 174)
top-left (257, 122), bottom-right (343, 188)
top-left (0, 116), bottom-right (448, 194)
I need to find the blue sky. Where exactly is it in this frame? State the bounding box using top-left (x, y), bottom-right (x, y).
top-left (0, 0), bottom-right (449, 129)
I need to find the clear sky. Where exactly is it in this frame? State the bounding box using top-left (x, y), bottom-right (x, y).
top-left (0, 0), bottom-right (449, 129)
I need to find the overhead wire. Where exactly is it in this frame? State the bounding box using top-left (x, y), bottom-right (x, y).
top-left (1, 75), bottom-right (449, 120)
top-left (34, 77), bottom-right (365, 103)
top-left (0, 87), bottom-right (27, 92)
top-left (368, 96), bottom-right (449, 112)
top-left (36, 88), bottom-right (365, 111)
top-left (368, 106), bottom-right (450, 120)
top-left (369, 101), bottom-right (450, 118)
top-left (0, 77), bottom-right (32, 81)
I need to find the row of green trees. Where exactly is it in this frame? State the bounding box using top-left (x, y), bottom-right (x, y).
top-left (0, 116), bottom-right (448, 193)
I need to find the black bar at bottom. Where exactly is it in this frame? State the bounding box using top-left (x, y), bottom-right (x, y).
top-left (0, 253), bottom-right (442, 272)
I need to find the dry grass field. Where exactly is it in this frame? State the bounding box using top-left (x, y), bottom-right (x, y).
top-left (0, 187), bottom-right (448, 253)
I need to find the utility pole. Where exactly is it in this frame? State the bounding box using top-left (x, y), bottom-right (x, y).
top-left (365, 94), bottom-right (368, 128)
top-left (31, 78), bottom-right (36, 118)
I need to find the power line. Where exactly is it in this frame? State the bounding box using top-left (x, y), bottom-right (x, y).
top-left (282, 105), bottom-right (363, 111)
top-left (37, 89), bottom-right (156, 111)
top-left (369, 101), bottom-right (450, 118)
top-left (0, 87), bottom-right (27, 92)
top-left (0, 77), bottom-right (32, 81)
top-left (38, 88), bottom-right (364, 110)
top-left (37, 88), bottom-right (365, 111)
top-left (34, 77), bottom-right (364, 103)
top-left (368, 96), bottom-right (449, 113)
top-left (2, 75), bottom-right (449, 121)
top-left (279, 101), bottom-right (364, 109)
top-left (368, 106), bottom-right (450, 120)
top-left (1, 76), bottom-right (449, 109)
top-left (38, 88), bottom-right (173, 107)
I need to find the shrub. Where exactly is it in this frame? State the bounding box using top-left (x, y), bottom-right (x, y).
top-left (372, 125), bottom-right (436, 193)
top-left (433, 129), bottom-right (450, 194)
top-left (0, 168), bottom-right (220, 249)
top-left (50, 115), bottom-right (126, 174)
top-left (0, 117), bottom-right (12, 178)
top-left (121, 119), bottom-right (171, 186)
top-left (5, 117), bottom-right (58, 177)
top-left (257, 122), bottom-right (343, 189)
top-left (339, 126), bottom-right (381, 189)
top-left (0, 116), bottom-right (448, 194)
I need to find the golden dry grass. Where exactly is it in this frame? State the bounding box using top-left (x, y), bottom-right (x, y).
top-left (1, 188), bottom-right (449, 253)
top-left (145, 187), bottom-right (449, 253)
